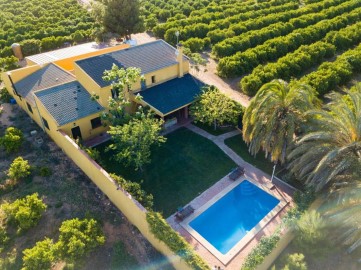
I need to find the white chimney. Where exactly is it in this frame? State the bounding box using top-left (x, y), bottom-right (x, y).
top-left (176, 43), bottom-right (184, 78)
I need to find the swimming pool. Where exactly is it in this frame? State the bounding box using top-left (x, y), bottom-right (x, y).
top-left (187, 180), bottom-right (281, 259)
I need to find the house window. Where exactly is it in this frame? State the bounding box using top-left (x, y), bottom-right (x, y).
top-left (151, 75), bottom-right (156, 84)
top-left (42, 117), bottom-right (50, 130)
top-left (91, 117), bottom-right (102, 129)
top-left (26, 102), bottom-right (33, 113)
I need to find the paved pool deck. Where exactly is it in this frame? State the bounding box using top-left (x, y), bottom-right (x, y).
top-left (167, 124), bottom-right (295, 269)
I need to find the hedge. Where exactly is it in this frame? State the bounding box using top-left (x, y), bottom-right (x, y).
top-left (146, 211), bottom-right (210, 270)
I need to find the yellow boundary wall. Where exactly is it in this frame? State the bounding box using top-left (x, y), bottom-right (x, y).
top-left (52, 130), bottom-right (192, 270)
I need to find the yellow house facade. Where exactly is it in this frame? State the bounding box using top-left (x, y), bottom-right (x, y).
top-left (2, 40), bottom-right (204, 142)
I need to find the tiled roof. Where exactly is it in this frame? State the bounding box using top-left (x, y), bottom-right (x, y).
top-left (14, 63), bottom-right (75, 105)
top-left (75, 40), bottom-right (186, 87)
top-left (34, 81), bottom-right (103, 126)
top-left (139, 74), bottom-right (205, 115)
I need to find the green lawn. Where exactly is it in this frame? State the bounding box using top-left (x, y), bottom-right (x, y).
top-left (224, 134), bottom-right (275, 175)
top-left (96, 128), bottom-right (236, 217)
top-left (192, 121), bottom-right (235, 136)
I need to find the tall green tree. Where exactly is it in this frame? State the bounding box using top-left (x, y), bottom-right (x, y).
top-left (288, 87), bottom-right (361, 191)
top-left (107, 108), bottom-right (165, 170)
top-left (242, 80), bottom-right (319, 164)
top-left (190, 86), bottom-right (242, 130)
top-left (91, 0), bottom-right (144, 39)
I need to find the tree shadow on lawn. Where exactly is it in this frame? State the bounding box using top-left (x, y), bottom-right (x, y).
top-left (96, 128), bottom-right (236, 217)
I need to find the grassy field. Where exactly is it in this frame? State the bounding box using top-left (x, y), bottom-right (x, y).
top-left (224, 134), bottom-right (275, 175)
top-left (192, 121), bottom-right (235, 136)
top-left (96, 127), bottom-right (236, 217)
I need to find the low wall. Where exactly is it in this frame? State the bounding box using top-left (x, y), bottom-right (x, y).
top-left (52, 130), bottom-right (192, 270)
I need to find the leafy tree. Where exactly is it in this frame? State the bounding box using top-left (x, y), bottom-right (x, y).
top-left (100, 65), bottom-right (144, 126)
top-left (22, 238), bottom-right (56, 270)
top-left (288, 86), bottom-right (361, 190)
top-left (0, 56), bottom-right (19, 73)
top-left (107, 108), bottom-right (165, 170)
top-left (7, 157), bottom-right (31, 181)
top-left (243, 80), bottom-right (319, 164)
top-left (1, 193), bottom-right (46, 231)
top-left (91, 0), bottom-right (144, 39)
top-left (20, 39), bottom-right (41, 57)
top-left (190, 53), bottom-right (207, 74)
top-left (56, 218), bottom-right (105, 262)
top-left (0, 127), bottom-right (24, 153)
top-left (190, 86), bottom-right (242, 130)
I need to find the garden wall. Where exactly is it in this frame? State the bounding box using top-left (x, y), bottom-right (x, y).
top-left (52, 129), bottom-right (192, 270)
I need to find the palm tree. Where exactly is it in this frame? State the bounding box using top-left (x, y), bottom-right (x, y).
top-left (288, 87), bottom-right (361, 191)
top-left (324, 184), bottom-right (361, 258)
top-left (242, 79), bottom-right (319, 164)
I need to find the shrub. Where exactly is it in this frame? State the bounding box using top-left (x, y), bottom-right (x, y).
top-left (0, 87), bottom-right (12, 103)
top-left (241, 232), bottom-right (280, 270)
top-left (1, 193), bottom-right (47, 231)
top-left (146, 211), bottom-right (209, 270)
top-left (38, 166), bottom-right (52, 177)
top-left (110, 174), bottom-right (153, 210)
top-left (56, 218), bottom-right (105, 262)
top-left (7, 157), bottom-right (31, 181)
top-left (0, 127), bottom-right (24, 153)
top-left (22, 238), bottom-right (56, 270)
top-left (282, 253), bottom-right (307, 270)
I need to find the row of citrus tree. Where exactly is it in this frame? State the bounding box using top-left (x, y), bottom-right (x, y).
top-left (240, 21), bottom-right (361, 95)
top-left (154, 0), bottom-right (297, 43)
top-left (212, 0), bottom-right (354, 58)
top-left (217, 5), bottom-right (361, 77)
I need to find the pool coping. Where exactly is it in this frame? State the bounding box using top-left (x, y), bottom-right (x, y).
top-left (180, 175), bottom-right (288, 265)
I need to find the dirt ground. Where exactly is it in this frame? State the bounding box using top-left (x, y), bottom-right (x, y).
top-left (0, 104), bottom-right (173, 270)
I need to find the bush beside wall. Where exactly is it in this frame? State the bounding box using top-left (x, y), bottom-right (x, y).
top-left (146, 211), bottom-right (210, 270)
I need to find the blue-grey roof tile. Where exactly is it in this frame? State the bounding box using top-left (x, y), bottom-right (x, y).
top-left (75, 40), bottom-right (185, 87)
top-left (13, 63), bottom-right (75, 105)
top-left (35, 81), bottom-right (103, 126)
top-left (139, 74), bottom-right (205, 115)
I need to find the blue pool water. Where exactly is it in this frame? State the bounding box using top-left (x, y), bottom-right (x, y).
top-left (189, 180), bottom-right (279, 254)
